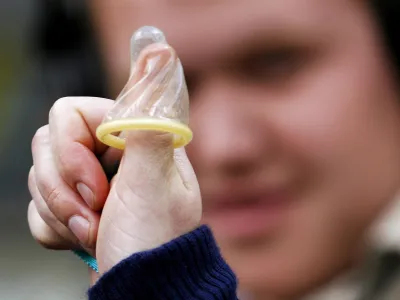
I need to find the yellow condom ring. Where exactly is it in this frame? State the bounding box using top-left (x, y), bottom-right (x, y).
top-left (96, 118), bottom-right (193, 150)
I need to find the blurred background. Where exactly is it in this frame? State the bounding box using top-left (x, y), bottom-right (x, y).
top-left (2, 1), bottom-right (400, 300)
top-left (0, 1), bottom-right (107, 299)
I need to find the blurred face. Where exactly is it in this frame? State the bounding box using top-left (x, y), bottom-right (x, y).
top-left (90, 0), bottom-right (400, 298)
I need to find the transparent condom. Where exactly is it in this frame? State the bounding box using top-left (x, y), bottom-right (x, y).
top-left (96, 26), bottom-right (193, 150)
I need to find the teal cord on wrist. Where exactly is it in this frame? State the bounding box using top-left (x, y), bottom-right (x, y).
top-left (72, 250), bottom-right (99, 273)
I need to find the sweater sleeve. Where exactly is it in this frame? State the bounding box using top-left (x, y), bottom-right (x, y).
top-left (88, 225), bottom-right (238, 300)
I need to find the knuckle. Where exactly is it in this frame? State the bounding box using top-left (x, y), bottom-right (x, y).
top-left (35, 177), bottom-right (63, 213)
top-left (45, 185), bottom-right (63, 212)
top-left (32, 231), bottom-right (57, 250)
top-left (49, 97), bottom-right (80, 124)
top-left (32, 125), bottom-right (49, 150)
top-left (49, 97), bottom-right (70, 119)
top-left (33, 231), bottom-right (64, 250)
top-left (28, 166), bottom-right (35, 189)
top-left (28, 201), bottom-right (73, 250)
top-left (28, 165), bottom-right (34, 180)
top-left (27, 201), bottom-right (53, 249)
top-left (32, 197), bottom-right (53, 224)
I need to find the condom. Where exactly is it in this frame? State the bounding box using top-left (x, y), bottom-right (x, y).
top-left (96, 26), bottom-right (193, 150)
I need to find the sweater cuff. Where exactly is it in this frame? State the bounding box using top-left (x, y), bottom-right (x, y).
top-left (88, 225), bottom-right (238, 300)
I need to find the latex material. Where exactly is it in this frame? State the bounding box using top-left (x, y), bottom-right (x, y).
top-left (96, 26), bottom-right (193, 149)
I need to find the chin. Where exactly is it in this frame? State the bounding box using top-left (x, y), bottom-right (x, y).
top-left (217, 235), bottom-right (354, 299)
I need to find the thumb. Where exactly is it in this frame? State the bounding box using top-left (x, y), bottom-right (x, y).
top-left (117, 130), bottom-right (199, 198)
top-left (97, 130), bottom-right (175, 271)
top-left (117, 130), bottom-right (176, 198)
top-left (97, 130), bottom-right (201, 273)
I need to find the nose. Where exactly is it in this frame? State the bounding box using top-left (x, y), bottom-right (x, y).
top-left (188, 76), bottom-right (267, 180)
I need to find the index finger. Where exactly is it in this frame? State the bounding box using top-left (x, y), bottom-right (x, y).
top-left (48, 97), bottom-right (121, 210)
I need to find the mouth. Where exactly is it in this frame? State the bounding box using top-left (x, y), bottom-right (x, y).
top-left (202, 189), bottom-right (293, 239)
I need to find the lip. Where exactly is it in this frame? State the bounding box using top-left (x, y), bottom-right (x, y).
top-left (203, 190), bottom-right (292, 239)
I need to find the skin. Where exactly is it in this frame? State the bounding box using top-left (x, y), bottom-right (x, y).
top-left (28, 0), bottom-right (400, 299)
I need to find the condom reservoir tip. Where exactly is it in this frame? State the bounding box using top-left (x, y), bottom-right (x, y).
top-left (96, 26), bottom-right (192, 149)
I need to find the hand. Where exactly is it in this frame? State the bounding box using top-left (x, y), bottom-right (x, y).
top-left (28, 97), bottom-right (202, 276)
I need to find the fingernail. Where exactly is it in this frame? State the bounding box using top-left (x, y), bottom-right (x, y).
top-left (77, 183), bottom-right (94, 207)
top-left (69, 216), bottom-right (90, 245)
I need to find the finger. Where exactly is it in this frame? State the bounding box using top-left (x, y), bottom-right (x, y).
top-left (29, 166), bottom-right (80, 246)
top-left (48, 97), bottom-right (115, 211)
top-left (49, 97), bottom-right (113, 154)
top-left (32, 127), bottom-right (100, 249)
top-left (116, 131), bottom-right (176, 201)
top-left (28, 200), bottom-right (76, 250)
top-left (30, 166), bottom-right (96, 256)
top-left (100, 147), bottom-right (123, 182)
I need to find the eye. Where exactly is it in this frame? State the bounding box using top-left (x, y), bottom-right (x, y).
top-left (241, 47), bottom-right (309, 84)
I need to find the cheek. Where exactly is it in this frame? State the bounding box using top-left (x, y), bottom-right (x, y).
top-left (263, 54), bottom-right (400, 247)
top-left (270, 56), bottom-right (400, 187)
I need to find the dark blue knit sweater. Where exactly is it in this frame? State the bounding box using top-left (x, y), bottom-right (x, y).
top-left (88, 225), bottom-right (239, 299)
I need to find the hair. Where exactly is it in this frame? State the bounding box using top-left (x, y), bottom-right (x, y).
top-left (33, 0), bottom-right (400, 101)
top-left (371, 0), bottom-right (400, 78)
